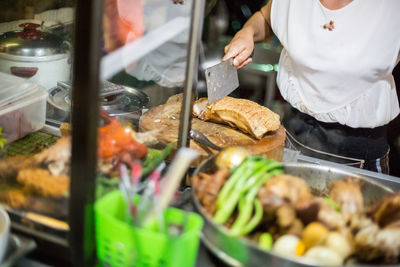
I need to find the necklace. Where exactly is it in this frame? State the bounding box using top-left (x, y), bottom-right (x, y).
top-left (318, 1), bottom-right (335, 31)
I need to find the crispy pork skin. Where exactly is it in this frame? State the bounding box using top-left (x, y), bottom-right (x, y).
top-left (193, 97), bottom-right (280, 139)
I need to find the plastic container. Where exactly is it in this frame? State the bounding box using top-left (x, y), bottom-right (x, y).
top-left (95, 191), bottom-right (204, 267)
top-left (0, 82), bottom-right (47, 144)
top-left (0, 72), bottom-right (26, 95)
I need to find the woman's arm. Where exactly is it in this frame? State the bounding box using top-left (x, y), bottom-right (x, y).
top-left (222, 1), bottom-right (273, 69)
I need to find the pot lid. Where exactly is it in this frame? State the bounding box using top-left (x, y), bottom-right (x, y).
top-left (0, 23), bottom-right (65, 57)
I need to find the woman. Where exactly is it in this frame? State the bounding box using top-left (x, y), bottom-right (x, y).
top-left (223, 0), bottom-right (400, 173)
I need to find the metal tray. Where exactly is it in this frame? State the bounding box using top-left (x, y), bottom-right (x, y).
top-left (191, 156), bottom-right (395, 267)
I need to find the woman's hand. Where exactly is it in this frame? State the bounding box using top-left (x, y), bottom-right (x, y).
top-left (222, 28), bottom-right (254, 69)
top-left (222, 2), bottom-right (273, 69)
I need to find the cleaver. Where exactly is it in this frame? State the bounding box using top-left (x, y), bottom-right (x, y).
top-left (205, 59), bottom-right (239, 103)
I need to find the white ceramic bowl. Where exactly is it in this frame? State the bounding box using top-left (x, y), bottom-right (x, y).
top-left (0, 207), bottom-right (10, 263)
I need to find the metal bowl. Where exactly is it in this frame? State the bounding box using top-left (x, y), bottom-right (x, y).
top-left (191, 156), bottom-right (394, 267)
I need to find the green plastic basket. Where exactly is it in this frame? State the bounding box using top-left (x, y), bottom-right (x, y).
top-left (95, 191), bottom-right (204, 267)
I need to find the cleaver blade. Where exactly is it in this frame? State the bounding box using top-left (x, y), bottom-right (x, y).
top-left (205, 59), bottom-right (239, 103)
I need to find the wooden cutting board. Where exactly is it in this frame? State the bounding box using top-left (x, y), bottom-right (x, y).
top-left (139, 101), bottom-right (286, 165)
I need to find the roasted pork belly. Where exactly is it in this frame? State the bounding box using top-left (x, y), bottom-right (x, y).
top-left (193, 97), bottom-right (280, 139)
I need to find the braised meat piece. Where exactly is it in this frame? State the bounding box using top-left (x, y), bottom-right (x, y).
top-left (330, 177), bottom-right (364, 220)
top-left (257, 174), bottom-right (312, 235)
top-left (317, 199), bottom-right (347, 230)
top-left (354, 219), bottom-right (400, 263)
top-left (258, 174), bottom-right (312, 216)
top-left (275, 204), bottom-right (304, 238)
top-left (368, 191), bottom-right (400, 227)
top-left (296, 198), bottom-right (320, 225)
top-left (296, 197), bottom-right (346, 230)
top-left (193, 168), bottom-right (230, 215)
top-left (276, 204), bottom-right (296, 228)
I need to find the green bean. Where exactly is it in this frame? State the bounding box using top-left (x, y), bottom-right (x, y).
top-left (214, 157), bottom-right (282, 227)
top-left (242, 161), bottom-right (283, 192)
top-left (229, 196), bottom-right (253, 236)
top-left (216, 158), bottom-right (249, 207)
top-left (229, 172), bottom-right (272, 235)
top-left (241, 198), bottom-right (263, 235)
top-left (230, 169), bottom-right (281, 236)
top-left (217, 157), bottom-right (261, 207)
top-left (215, 159), bottom-right (283, 225)
top-left (141, 142), bottom-right (174, 177)
top-left (214, 190), bottom-right (242, 224)
top-left (215, 161), bottom-right (267, 223)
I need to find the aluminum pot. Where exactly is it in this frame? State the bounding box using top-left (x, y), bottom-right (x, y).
top-left (191, 156), bottom-right (395, 267)
top-left (0, 23), bottom-right (71, 90)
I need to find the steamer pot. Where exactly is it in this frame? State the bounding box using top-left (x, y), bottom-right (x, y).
top-left (0, 23), bottom-right (70, 90)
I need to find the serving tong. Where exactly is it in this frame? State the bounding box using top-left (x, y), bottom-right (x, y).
top-left (190, 129), bottom-right (222, 151)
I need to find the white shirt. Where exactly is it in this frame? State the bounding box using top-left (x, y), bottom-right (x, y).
top-left (271, 0), bottom-right (400, 128)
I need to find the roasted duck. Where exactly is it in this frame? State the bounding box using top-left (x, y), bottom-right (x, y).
top-left (193, 97), bottom-right (280, 140)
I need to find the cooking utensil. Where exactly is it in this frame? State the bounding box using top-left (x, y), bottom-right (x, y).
top-left (0, 23), bottom-right (70, 90)
top-left (205, 59), bottom-right (239, 103)
top-left (189, 129), bottom-right (222, 151)
top-left (191, 156), bottom-right (395, 267)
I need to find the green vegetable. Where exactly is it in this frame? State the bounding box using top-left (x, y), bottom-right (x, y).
top-left (229, 173), bottom-right (272, 236)
top-left (214, 156), bottom-right (283, 227)
top-left (229, 196), bottom-right (253, 236)
top-left (217, 157), bottom-right (252, 207)
top-left (241, 199), bottom-right (263, 235)
top-left (259, 233), bottom-right (274, 251)
top-left (322, 197), bottom-right (341, 212)
top-left (141, 142), bottom-right (174, 177)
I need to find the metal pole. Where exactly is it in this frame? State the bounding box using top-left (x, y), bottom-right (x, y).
top-left (69, 0), bottom-right (103, 265)
top-left (178, 0), bottom-right (206, 149)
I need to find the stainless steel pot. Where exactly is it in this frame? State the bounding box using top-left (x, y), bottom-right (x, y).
top-left (191, 156), bottom-right (395, 267)
top-left (0, 23), bottom-right (71, 90)
top-left (47, 81), bottom-right (150, 124)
